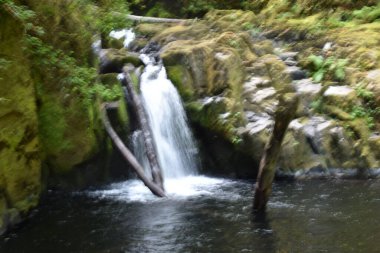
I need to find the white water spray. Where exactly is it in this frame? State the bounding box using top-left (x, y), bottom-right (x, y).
top-left (109, 28), bottom-right (136, 48)
top-left (137, 54), bottom-right (199, 179)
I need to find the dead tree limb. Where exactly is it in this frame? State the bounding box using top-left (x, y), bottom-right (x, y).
top-left (122, 68), bottom-right (164, 191)
top-left (101, 104), bottom-right (166, 197)
top-left (127, 14), bottom-right (192, 23)
top-left (253, 93), bottom-right (298, 212)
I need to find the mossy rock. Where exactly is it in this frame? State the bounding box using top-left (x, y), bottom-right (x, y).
top-left (0, 8), bottom-right (41, 233)
top-left (365, 69), bottom-right (380, 107)
top-left (166, 65), bottom-right (194, 101)
top-left (99, 48), bottom-right (143, 73)
top-left (186, 97), bottom-right (239, 142)
top-left (368, 135), bottom-right (380, 165)
top-left (154, 22), bottom-right (211, 44)
top-left (135, 23), bottom-right (175, 38)
top-left (323, 85), bottom-right (358, 110)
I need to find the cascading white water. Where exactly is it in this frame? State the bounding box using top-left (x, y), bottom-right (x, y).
top-left (137, 54), bottom-right (199, 179)
top-left (92, 29), bottom-right (226, 201)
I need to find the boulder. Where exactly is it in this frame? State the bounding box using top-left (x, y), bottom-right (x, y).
top-left (279, 117), bottom-right (358, 172)
top-left (323, 85), bottom-right (357, 109)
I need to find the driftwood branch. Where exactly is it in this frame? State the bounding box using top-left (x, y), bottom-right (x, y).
top-left (122, 68), bottom-right (164, 191)
top-left (253, 93), bottom-right (298, 212)
top-left (127, 14), bottom-right (192, 23)
top-left (101, 104), bottom-right (166, 197)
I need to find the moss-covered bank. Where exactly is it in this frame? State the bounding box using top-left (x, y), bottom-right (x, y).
top-left (0, 0), bottom-right (131, 234)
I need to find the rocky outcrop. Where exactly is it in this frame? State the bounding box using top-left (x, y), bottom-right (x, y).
top-left (133, 9), bottom-right (380, 178)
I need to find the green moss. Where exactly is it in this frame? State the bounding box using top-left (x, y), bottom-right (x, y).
top-left (37, 92), bottom-right (71, 154)
top-left (166, 65), bottom-right (194, 101)
top-left (0, 6), bottom-right (41, 228)
top-left (117, 97), bottom-right (129, 128)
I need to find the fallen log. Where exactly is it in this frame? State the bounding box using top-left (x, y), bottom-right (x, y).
top-left (122, 68), bottom-right (164, 191)
top-left (127, 14), bottom-right (192, 23)
top-left (253, 93), bottom-right (298, 212)
top-left (101, 104), bottom-right (166, 197)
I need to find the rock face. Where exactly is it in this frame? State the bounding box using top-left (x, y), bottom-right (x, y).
top-left (0, 9), bottom-right (41, 234)
top-left (132, 9), bottom-right (380, 178)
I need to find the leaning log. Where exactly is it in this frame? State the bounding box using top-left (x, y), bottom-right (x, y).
top-left (101, 104), bottom-right (166, 197)
top-left (127, 14), bottom-right (192, 23)
top-left (253, 93), bottom-right (298, 212)
top-left (122, 68), bottom-right (164, 191)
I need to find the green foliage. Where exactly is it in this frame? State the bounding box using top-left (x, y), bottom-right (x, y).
top-left (355, 84), bottom-right (375, 100)
top-left (350, 105), bottom-right (378, 129)
top-left (353, 4), bottom-right (380, 23)
top-left (94, 0), bottom-right (131, 35)
top-left (183, 0), bottom-right (215, 17)
top-left (311, 97), bottom-right (324, 113)
top-left (146, 2), bottom-right (173, 18)
top-left (352, 84), bottom-right (380, 129)
top-left (242, 22), bottom-right (254, 31)
top-left (307, 55), bottom-right (348, 82)
top-left (228, 39), bottom-right (240, 49)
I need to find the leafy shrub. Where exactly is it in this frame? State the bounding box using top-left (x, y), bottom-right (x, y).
top-left (307, 55), bottom-right (348, 82)
top-left (352, 84), bottom-right (380, 129)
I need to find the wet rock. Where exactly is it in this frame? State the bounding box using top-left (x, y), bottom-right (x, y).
top-left (238, 114), bottom-right (274, 161)
top-left (292, 78), bottom-right (322, 116)
top-left (250, 87), bottom-right (277, 104)
top-left (279, 117), bottom-right (358, 172)
top-left (285, 66), bottom-right (307, 80)
top-left (284, 59), bottom-right (297, 66)
top-left (323, 85), bottom-right (357, 108)
top-left (278, 51), bottom-right (298, 61)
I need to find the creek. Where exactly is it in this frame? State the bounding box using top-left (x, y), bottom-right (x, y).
top-left (1, 179), bottom-right (380, 252)
top-left (1, 29), bottom-right (379, 253)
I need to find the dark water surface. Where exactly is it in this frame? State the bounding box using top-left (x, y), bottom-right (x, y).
top-left (1, 178), bottom-right (380, 253)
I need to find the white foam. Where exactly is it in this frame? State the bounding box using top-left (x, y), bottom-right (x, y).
top-left (88, 176), bottom-right (234, 203)
top-left (109, 29), bottom-right (136, 48)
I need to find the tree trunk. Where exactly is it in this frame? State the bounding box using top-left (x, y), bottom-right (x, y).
top-left (253, 93), bottom-right (298, 212)
top-left (100, 104), bottom-right (166, 197)
top-left (122, 69), bottom-right (165, 191)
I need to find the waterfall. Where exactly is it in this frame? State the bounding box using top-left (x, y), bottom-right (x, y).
top-left (133, 54), bottom-right (199, 179)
